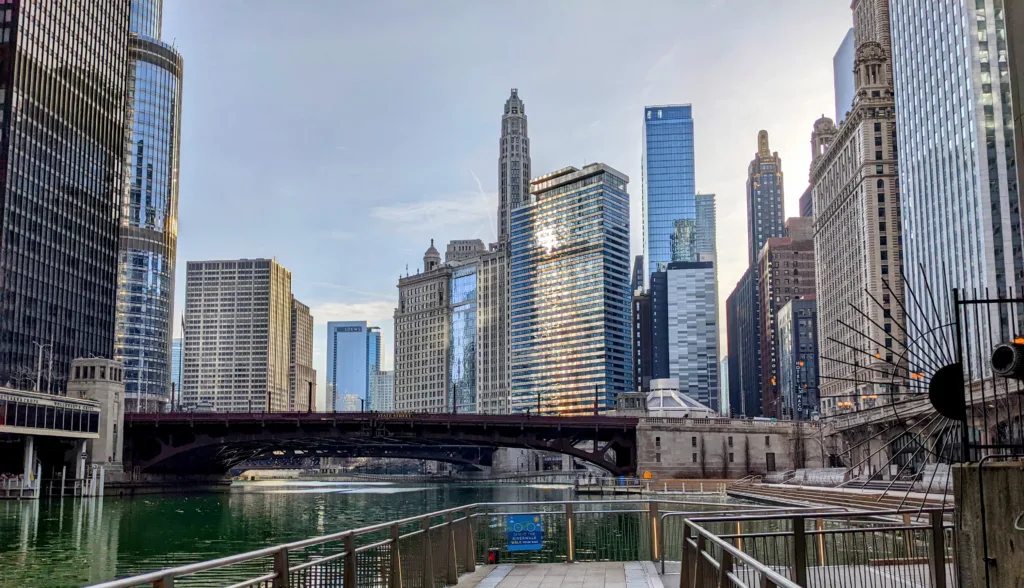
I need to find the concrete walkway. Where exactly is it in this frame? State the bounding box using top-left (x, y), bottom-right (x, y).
top-left (463, 562), bottom-right (663, 588)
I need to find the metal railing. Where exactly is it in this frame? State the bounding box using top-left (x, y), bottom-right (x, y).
top-left (676, 508), bottom-right (957, 588)
top-left (87, 499), bottom-right (794, 588)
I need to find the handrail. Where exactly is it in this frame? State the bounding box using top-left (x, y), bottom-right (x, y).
top-left (87, 498), bottom-right (755, 588)
top-left (686, 506), bottom-right (951, 524)
top-left (684, 517), bottom-right (799, 587)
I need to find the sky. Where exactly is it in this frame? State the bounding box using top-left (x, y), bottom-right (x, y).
top-left (162, 0), bottom-right (853, 410)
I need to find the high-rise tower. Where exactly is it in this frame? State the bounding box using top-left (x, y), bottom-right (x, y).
top-left (498, 89), bottom-right (531, 244)
top-left (0, 1), bottom-right (132, 392)
top-left (891, 0), bottom-right (1023, 362)
top-left (746, 131), bottom-right (786, 266)
top-left (115, 0), bottom-right (185, 411)
top-left (642, 105), bottom-right (696, 279)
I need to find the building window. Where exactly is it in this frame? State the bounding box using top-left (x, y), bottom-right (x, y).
top-left (692, 453), bottom-right (697, 463)
top-left (692, 436), bottom-right (697, 447)
top-left (728, 436), bottom-right (733, 447)
top-left (765, 436), bottom-right (771, 446)
top-left (656, 453), bottom-right (661, 463)
top-left (655, 437), bottom-right (661, 447)
top-left (729, 453), bottom-right (735, 463)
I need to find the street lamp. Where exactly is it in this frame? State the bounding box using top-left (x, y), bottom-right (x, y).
top-left (31, 341), bottom-right (53, 393)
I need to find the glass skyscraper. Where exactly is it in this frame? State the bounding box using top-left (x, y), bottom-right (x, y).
top-left (170, 338), bottom-right (183, 391)
top-left (891, 0), bottom-right (1023, 357)
top-left (510, 164), bottom-right (633, 414)
top-left (642, 105), bottom-right (695, 279)
top-left (326, 322), bottom-right (381, 412)
top-left (115, 0), bottom-right (185, 411)
top-left (450, 266), bottom-right (477, 412)
top-left (833, 28), bottom-right (855, 124)
top-left (0, 1), bottom-right (132, 392)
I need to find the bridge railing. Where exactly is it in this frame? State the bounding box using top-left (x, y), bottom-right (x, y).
top-left (87, 499), bottom-right (802, 588)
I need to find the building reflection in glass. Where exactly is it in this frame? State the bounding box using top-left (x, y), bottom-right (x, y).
top-left (510, 164), bottom-right (633, 415)
top-left (450, 266), bottom-right (478, 412)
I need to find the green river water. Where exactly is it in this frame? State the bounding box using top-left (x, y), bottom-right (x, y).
top-left (0, 481), bottom-right (589, 588)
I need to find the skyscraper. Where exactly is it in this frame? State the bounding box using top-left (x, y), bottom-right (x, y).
top-left (812, 0), bottom-right (905, 417)
top-left (651, 262), bottom-right (719, 410)
top-left (694, 194), bottom-right (717, 262)
top-left (510, 164), bottom-right (633, 414)
top-left (726, 269), bottom-right (760, 417)
top-left (643, 105), bottom-right (696, 279)
top-left (326, 321), bottom-right (381, 412)
top-left (777, 297), bottom-right (820, 420)
top-left (0, 1), bottom-right (132, 392)
top-left (370, 370), bottom-right (395, 412)
top-left (289, 297), bottom-right (316, 412)
top-left (756, 218), bottom-right (816, 418)
top-left (833, 28), bottom-right (856, 124)
top-left (632, 291), bottom-right (652, 391)
top-left (891, 0), bottom-right (1023, 360)
top-left (1011, 0), bottom-right (1024, 215)
top-left (182, 259), bottom-right (293, 412)
top-left (170, 337), bottom-right (183, 400)
top-left (746, 131), bottom-right (786, 266)
top-left (115, 0), bottom-right (184, 412)
top-left (498, 89), bottom-right (531, 243)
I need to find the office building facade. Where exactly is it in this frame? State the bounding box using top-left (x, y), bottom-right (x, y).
top-left (811, 0), bottom-right (905, 417)
top-left (182, 259), bottom-right (293, 412)
top-left (476, 246), bottom-right (509, 413)
top-left (833, 28), bottom-right (856, 124)
top-left (756, 218), bottom-right (816, 418)
top-left (799, 186), bottom-right (813, 218)
top-left (498, 89), bottom-right (531, 243)
top-left (395, 243), bottom-right (451, 412)
top-left (632, 292), bottom-right (653, 391)
top-left (726, 269), bottom-right (760, 417)
top-left (450, 265), bottom-right (477, 412)
top-left (719, 357), bottom-right (729, 416)
top-left (643, 105), bottom-right (696, 279)
top-left (115, 0), bottom-right (185, 412)
top-left (510, 164), bottom-right (633, 414)
top-left (777, 298), bottom-right (820, 420)
top-left (0, 1), bottom-right (132, 393)
top-left (326, 321), bottom-right (381, 412)
top-left (170, 337), bottom-right (183, 396)
top-left (370, 370), bottom-right (395, 412)
top-left (290, 297), bottom-right (316, 412)
top-left (694, 194), bottom-right (717, 262)
top-left (1011, 0), bottom-right (1024, 220)
top-left (891, 0), bottom-right (1023, 364)
top-left (661, 262), bottom-right (719, 411)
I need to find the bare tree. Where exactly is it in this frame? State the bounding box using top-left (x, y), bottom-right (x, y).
top-left (744, 435), bottom-right (752, 474)
top-left (720, 437), bottom-right (729, 479)
top-left (698, 434), bottom-right (708, 478)
top-left (793, 426), bottom-right (808, 469)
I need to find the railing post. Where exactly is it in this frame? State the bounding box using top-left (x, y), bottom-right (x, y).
top-left (273, 547), bottom-right (290, 588)
top-left (153, 575), bottom-right (175, 588)
top-left (649, 500), bottom-right (660, 563)
top-left (927, 510), bottom-right (947, 588)
top-left (680, 523), bottom-right (692, 588)
top-left (344, 535), bottom-right (356, 588)
top-left (421, 519), bottom-right (434, 588)
top-left (717, 550), bottom-right (733, 588)
top-left (464, 511), bottom-right (476, 573)
top-left (390, 523), bottom-right (404, 588)
top-left (791, 516), bottom-right (807, 588)
top-left (565, 503), bottom-right (576, 563)
top-left (694, 534), bottom-right (708, 588)
top-left (444, 513), bottom-right (458, 585)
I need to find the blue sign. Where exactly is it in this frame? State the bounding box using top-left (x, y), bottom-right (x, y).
top-left (506, 515), bottom-right (544, 551)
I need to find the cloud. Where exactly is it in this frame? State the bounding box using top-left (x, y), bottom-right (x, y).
top-left (371, 192), bottom-right (496, 227)
top-left (309, 299), bottom-right (397, 326)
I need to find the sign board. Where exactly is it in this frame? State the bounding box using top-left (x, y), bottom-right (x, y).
top-left (643, 471), bottom-right (653, 480)
top-left (506, 515), bottom-right (544, 551)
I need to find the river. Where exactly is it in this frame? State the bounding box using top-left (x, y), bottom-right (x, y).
top-left (0, 481), bottom-right (593, 587)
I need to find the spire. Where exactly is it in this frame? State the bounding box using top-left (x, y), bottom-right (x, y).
top-left (757, 130), bottom-right (770, 156)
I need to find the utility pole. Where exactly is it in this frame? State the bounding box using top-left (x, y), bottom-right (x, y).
top-left (536, 393), bottom-right (541, 416)
top-left (46, 332), bottom-right (53, 395)
top-left (452, 383), bottom-right (457, 415)
top-left (594, 386), bottom-right (599, 416)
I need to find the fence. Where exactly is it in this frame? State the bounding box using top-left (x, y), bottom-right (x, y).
top-left (676, 508), bottom-right (956, 588)
top-left (86, 499), bottom-right (791, 588)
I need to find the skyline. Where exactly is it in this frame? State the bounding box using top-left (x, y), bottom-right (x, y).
top-left (160, 1), bottom-right (851, 409)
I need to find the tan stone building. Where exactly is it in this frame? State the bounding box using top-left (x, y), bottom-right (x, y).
top-left (756, 217), bottom-right (816, 418)
top-left (810, 0), bottom-right (905, 418)
top-left (394, 243), bottom-right (451, 412)
top-left (289, 296), bottom-right (316, 412)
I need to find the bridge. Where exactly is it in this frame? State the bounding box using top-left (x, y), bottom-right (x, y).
top-left (122, 412), bottom-right (640, 476)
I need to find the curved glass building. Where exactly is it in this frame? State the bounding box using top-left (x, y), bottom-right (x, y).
top-left (115, 0), bottom-right (184, 411)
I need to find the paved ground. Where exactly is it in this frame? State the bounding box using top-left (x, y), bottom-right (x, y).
top-left (462, 562), bottom-right (663, 588)
top-left (659, 561), bottom-right (954, 587)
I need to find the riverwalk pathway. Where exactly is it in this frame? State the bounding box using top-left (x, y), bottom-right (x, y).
top-left (463, 562), bottom-right (664, 588)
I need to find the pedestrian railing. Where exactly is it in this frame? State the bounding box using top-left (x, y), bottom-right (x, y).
top-left (86, 499), bottom-right (792, 588)
top-left (675, 508), bottom-right (957, 588)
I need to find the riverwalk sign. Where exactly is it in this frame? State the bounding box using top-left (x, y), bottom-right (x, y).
top-left (506, 515), bottom-right (544, 551)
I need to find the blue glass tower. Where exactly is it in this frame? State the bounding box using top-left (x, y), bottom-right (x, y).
top-left (642, 105), bottom-right (695, 280)
top-left (326, 322), bottom-right (381, 411)
top-left (510, 164), bottom-right (633, 415)
top-left (449, 266), bottom-right (478, 413)
top-left (115, 0), bottom-right (184, 411)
